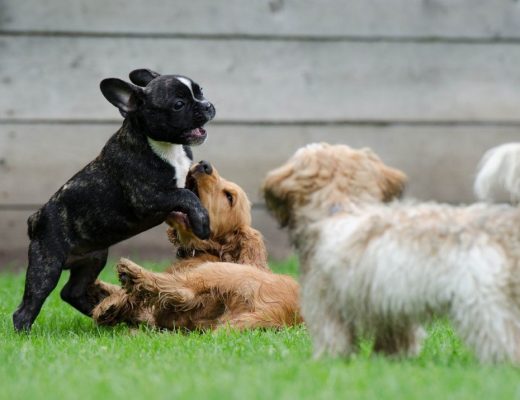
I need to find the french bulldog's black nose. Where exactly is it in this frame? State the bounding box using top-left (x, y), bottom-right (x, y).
top-left (204, 103), bottom-right (216, 119)
top-left (198, 160), bottom-right (213, 175)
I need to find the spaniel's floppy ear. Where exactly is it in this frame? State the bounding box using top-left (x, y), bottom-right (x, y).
top-left (237, 227), bottom-right (269, 269)
top-left (221, 226), bottom-right (269, 270)
top-left (380, 165), bottom-right (407, 201)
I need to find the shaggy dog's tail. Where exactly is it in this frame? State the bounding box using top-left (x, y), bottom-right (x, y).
top-left (474, 143), bottom-right (520, 204)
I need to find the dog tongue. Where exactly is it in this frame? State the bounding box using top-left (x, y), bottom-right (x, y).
top-left (191, 128), bottom-right (206, 137)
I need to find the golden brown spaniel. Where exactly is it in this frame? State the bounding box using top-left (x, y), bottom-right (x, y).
top-left (92, 161), bottom-right (301, 330)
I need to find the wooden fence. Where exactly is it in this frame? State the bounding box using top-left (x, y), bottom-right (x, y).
top-left (1, 0), bottom-right (520, 265)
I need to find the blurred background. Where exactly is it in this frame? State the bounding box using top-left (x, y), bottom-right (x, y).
top-left (1, 0), bottom-right (520, 267)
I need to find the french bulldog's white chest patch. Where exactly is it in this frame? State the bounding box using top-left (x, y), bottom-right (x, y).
top-left (147, 138), bottom-right (191, 188)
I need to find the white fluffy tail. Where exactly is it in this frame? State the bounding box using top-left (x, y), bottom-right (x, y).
top-left (474, 143), bottom-right (520, 204)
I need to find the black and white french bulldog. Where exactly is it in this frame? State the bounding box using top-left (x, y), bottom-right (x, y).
top-left (13, 69), bottom-right (216, 332)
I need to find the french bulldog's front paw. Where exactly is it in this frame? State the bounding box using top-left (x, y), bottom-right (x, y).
top-left (194, 223), bottom-right (210, 240)
top-left (189, 210), bottom-right (210, 240)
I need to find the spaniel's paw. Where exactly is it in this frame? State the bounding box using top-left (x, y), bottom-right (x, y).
top-left (117, 258), bottom-right (145, 292)
top-left (92, 294), bottom-right (130, 326)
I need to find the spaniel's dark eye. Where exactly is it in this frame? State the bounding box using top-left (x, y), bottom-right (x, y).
top-left (173, 100), bottom-right (185, 111)
top-left (224, 191), bottom-right (234, 206)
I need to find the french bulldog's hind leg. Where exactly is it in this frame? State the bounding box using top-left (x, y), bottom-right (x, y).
top-left (13, 239), bottom-right (68, 332)
top-left (61, 249), bottom-right (109, 316)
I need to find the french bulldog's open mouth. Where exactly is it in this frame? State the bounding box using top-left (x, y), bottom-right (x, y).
top-left (184, 127), bottom-right (207, 145)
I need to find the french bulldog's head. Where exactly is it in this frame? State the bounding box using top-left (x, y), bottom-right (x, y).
top-left (100, 69), bottom-right (216, 145)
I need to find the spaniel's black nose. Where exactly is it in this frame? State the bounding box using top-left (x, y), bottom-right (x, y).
top-left (198, 160), bottom-right (213, 175)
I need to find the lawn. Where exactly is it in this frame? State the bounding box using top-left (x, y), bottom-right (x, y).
top-left (1, 258), bottom-right (519, 400)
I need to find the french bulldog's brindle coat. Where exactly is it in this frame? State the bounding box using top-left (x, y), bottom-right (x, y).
top-left (13, 69), bottom-right (216, 331)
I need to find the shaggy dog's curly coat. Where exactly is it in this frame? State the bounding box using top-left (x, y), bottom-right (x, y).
top-left (262, 142), bottom-right (520, 363)
top-left (92, 162), bottom-right (301, 330)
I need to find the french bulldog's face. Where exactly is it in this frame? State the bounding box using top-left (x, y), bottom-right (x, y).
top-left (100, 69), bottom-right (216, 145)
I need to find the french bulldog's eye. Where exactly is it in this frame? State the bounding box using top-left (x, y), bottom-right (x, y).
top-left (224, 191), bottom-right (234, 207)
top-left (173, 101), bottom-right (185, 111)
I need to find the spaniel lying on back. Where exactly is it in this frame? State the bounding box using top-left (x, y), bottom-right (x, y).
top-left (92, 161), bottom-right (301, 330)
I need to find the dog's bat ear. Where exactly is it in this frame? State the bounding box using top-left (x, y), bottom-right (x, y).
top-left (129, 69), bottom-right (161, 86)
top-left (100, 78), bottom-right (142, 117)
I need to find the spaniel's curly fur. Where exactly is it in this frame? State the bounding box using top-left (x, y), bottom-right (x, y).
top-left (92, 162), bottom-right (301, 330)
top-left (263, 143), bottom-right (520, 363)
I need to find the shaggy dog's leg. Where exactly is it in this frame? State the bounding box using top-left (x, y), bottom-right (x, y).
top-left (61, 249), bottom-right (109, 316)
top-left (304, 294), bottom-right (356, 358)
top-left (309, 315), bottom-right (356, 358)
top-left (373, 324), bottom-right (425, 357)
top-left (451, 300), bottom-right (520, 363)
top-left (13, 239), bottom-right (68, 331)
top-left (302, 273), bottom-right (356, 358)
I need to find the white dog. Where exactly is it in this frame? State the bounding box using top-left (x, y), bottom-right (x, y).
top-left (262, 143), bottom-right (520, 363)
top-left (474, 142), bottom-right (520, 204)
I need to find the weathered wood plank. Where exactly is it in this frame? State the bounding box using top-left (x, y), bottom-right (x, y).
top-left (1, 37), bottom-right (520, 122)
top-left (1, 0), bottom-right (519, 39)
top-left (2, 122), bottom-right (520, 206)
top-left (0, 208), bottom-right (292, 267)
top-left (0, 210), bottom-right (29, 268)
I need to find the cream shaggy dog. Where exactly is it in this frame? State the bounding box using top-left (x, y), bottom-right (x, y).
top-left (262, 143), bottom-right (520, 363)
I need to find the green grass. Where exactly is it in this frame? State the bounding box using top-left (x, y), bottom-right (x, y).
top-left (1, 258), bottom-right (520, 400)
